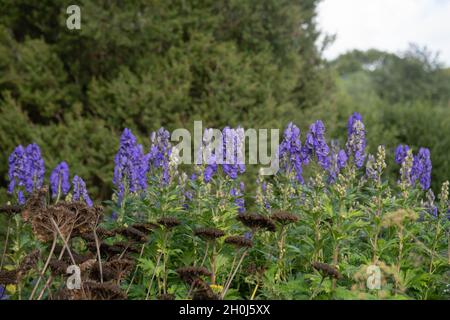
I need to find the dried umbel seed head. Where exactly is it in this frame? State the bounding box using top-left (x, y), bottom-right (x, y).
top-left (194, 227), bottom-right (225, 240)
top-left (191, 279), bottom-right (219, 300)
top-left (80, 227), bottom-right (115, 242)
top-left (0, 270), bottom-right (17, 285)
top-left (17, 249), bottom-right (40, 277)
top-left (270, 211), bottom-right (299, 225)
top-left (21, 187), bottom-right (48, 222)
top-left (31, 205), bottom-right (75, 242)
top-left (86, 241), bottom-right (139, 260)
top-left (73, 281), bottom-right (127, 300)
top-left (130, 222), bottom-right (159, 234)
top-left (176, 266), bottom-right (212, 284)
top-left (157, 217), bottom-right (181, 229)
top-left (224, 236), bottom-right (253, 249)
top-left (115, 226), bottom-right (148, 243)
top-left (157, 293), bottom-right (175, 300)
top-left (236, 213), bottom-right (276, 232)
top-left (312, 262), bottom-right (342, 279)
top-left (246, 262), bottom-right (267, 276)
top-left (0, 204), bottom-right (22, 217)
top-left (90, 259), bottom-right (134, 282)
top-left (49, 259), bottom-right (69, 276)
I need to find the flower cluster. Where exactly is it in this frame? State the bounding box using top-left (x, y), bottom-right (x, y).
top-left (149, 128), bottom-right (172, 185)
top-left (231, 182), bottom-right (246, 213)
top-left (72, 175), bottom-right (93, 207)
top-left (113, 129), bottom-right (149, 203)
top-left (326, 141), bottom-right (347, 183)
top-left (411, 147), bottom-right (432, 190)
top-left (302, 120), bottom-right (330, 169)
top-left (346, 112), bottom-right (366, 168)
top-left (8, 143), bottom-right (45, 204)
top-left (278, 122), bottom-right (304, 183)
top-left (50, 162), bottom-right (70, 199)
top-left (222, 127), bottom-right (246, 180)
top-left (395, 144), bottom-right (410, 164)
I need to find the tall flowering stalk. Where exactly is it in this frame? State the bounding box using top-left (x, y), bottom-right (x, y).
top-left (113, 128), bottom-right (149, 204)
top-left (222, 127), bottom-right (246, 180)
top-left (346, 112), bottom-right (366, 168)
top-left (327, 141), bottom-right (347, 183)
top-left (72, 175), bottom-right (93, 207)
top-left (8, 143), bottom-right (45, 204)
top-left (411, 147), bottom-right (432, 190)
top-left (149, 128), bottom-right (172, 185)
top-left (50, 162), bottom-right (70, 202)
top-left (302, 120), bottom-right (330, 169)
top-left (278, 122), bottom-right (304, 183)
top-left (395, 144), bottom-right (410, 165)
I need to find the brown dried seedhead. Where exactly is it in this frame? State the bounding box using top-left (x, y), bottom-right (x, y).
top-left (312, 262), bottom-right (342, 279)
top-left (191, 278), bottom-right (219, 300)
top-left (157, 217), bottom-right (181, 229)
top-left (194, 227), bottom-right (225, 240)
top-left (224, 236), bottom-right (253, 249)
top-left (237, 213), bottom-right (276, 232)
top-left (176, 266), bottom-right (212, 284)
top-left (271, 211), bottom-right (299, 225)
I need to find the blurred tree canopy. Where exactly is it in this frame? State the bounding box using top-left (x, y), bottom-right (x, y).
top-left (0, 1), bottom-right (449, 200)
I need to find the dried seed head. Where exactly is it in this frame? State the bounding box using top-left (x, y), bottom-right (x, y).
top-left (312, 262), bottom-right (342, 279)
top-left (270, 211), bottom-right (299, 225)
top-left (157, 217), bottom-right (181, 229)
top-left (194, 227), bottom-right (225, 240)
top-left (176, 266), bottom-right (212, 284)
top-left (237, 213), bottom-right (276, 232)
top-left (224, 235), bottom-right (253, 249)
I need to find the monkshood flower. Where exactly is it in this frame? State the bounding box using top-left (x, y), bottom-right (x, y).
top-left (149, 127), bottom-right (172, 185)
top-left (302, 120), bottom-right (330, 169)
top-left (411, 147), bottom-right (432, 190)
top-left (113, 128), bottom-right (149, 204)
top-left (8, 145), bottom-right (29, 204)
top-left (347, 112), bottom-right (363, 136)
top-left (222, 127), bottom-right (246, 179)
top-left (72, 175), bottom-right (93, 207)
top-left (346, 113), bottom-right (366, 168)
top-left (25, 143), bottom-right (45, 192)
top-left (50, 161), bottom-right (70, 199)
top-left (326, 141), bottom-right (347, 183)
top-left (366, 145), bottom-right (386, 183)
top-left (395, 144), bottom-right (410, 164)
top-left (0, 285), bottom-right (9, 300)
top-left (278, 122), bottom-right (304, 183)
top-left (231, 186), bottom-right (245, 213)
top-left (423, 189), bottom-right (438, 218)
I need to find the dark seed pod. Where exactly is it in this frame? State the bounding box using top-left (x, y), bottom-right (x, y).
top-left (49, 259), bottom-right (69, 276)
top-left (194, 227), bottom-right (225, 240)
top-left (237, 213), bottom-right (276, 232)
top-left (157, 217), bottom-right (181, 229)
top-left (176, 266), bottom-right (212, 284)
top-left (312, 262), bottom-right (342, 279)
top-left (157, 293), bottom-right (175, 300)
top-left (191, 279), bottom-right (219, 300)
top-left (17, 249), bottom-right (40, 277)
top-left (271, 211), bottom-right (299, 225)
top-left (224, 236), bottom-right (253, 248)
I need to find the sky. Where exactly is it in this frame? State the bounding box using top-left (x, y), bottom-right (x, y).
top-left (317, 0), bottom-right (450, 66)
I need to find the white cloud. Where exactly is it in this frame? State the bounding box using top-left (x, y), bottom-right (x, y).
top-left (317, 0), bottom-right (450, 66)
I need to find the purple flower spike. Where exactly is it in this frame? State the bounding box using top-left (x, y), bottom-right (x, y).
top-left (411, 147), bottom-right (432, 190)
top-left (50, 162), bottom-right (70, 199)
top-left (72, 175), bottom-right (93, 207)
top-left (395, 144), bottom-right (410, 164)
top-left (114, 128), bottom-right (149, 204)
top-left (25, 143), bottom-right (45, 193)
top-left (279, 122), bottom-right (304, 183)
top-left (302, 120), bottom-right (330, 169)
top-left (346, 114), bottom-right (366, 168)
